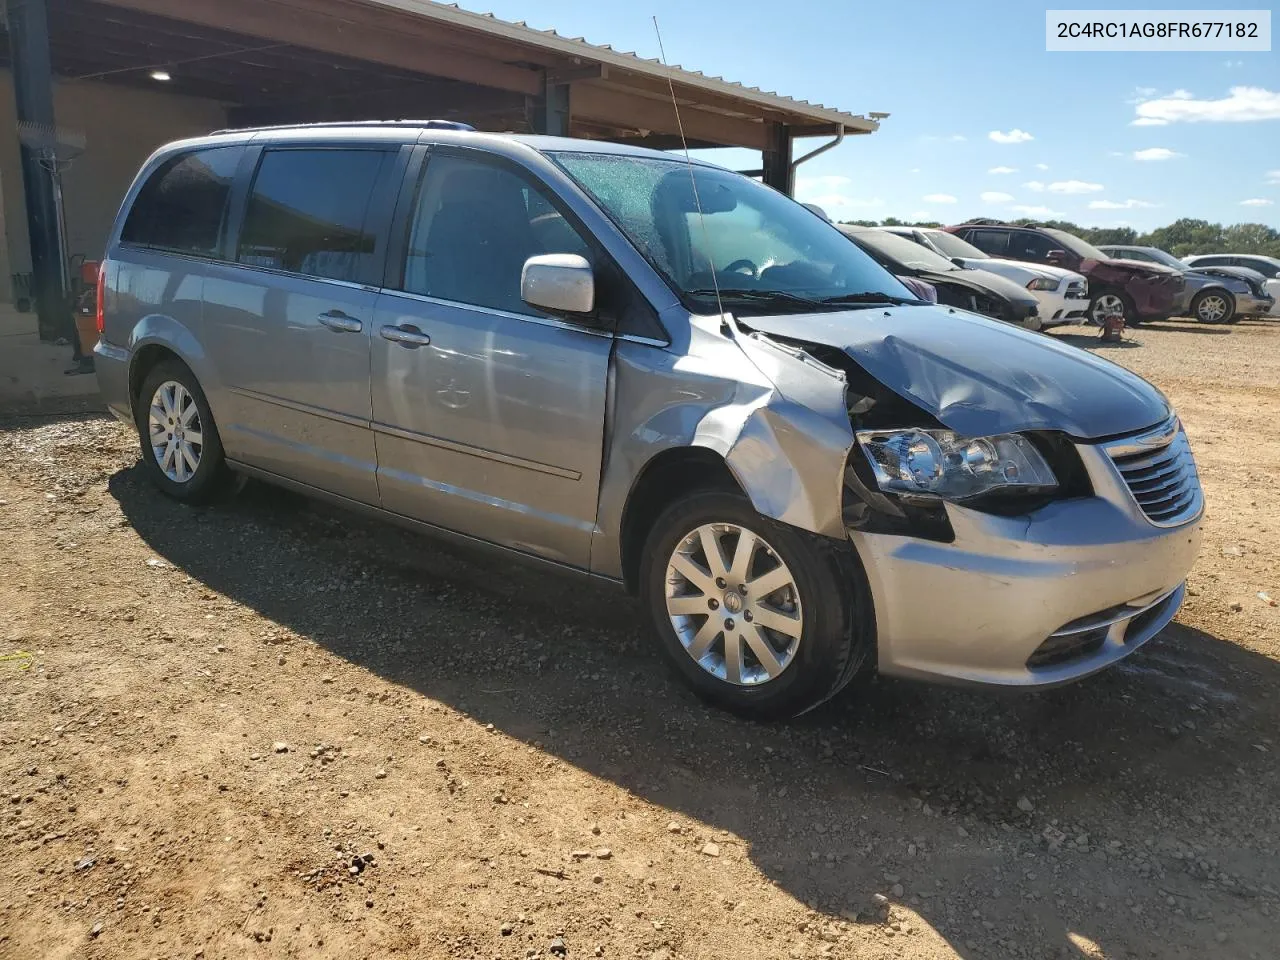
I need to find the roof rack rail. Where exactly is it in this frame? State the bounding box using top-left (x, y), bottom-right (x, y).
top-left (211, 119), bottom-right (476, 135)
top-left (961, 217), bottom-right (1008, 226)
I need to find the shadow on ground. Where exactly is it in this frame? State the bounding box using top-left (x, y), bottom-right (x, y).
top-left (109, 468), bottom-right (1280, 959)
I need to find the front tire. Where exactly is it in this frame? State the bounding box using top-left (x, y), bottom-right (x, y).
top-left (135, 359), bottom-right (232, 504)
top-left (1088, 290), bottom-right (1136, 326)
top-left (639, 490), bottom-right (872, 720)
top-left (1190, 289), bottom-right (1235, 324)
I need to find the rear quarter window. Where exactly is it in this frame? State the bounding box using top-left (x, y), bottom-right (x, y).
top-left (120, 146), bottom-right (243, 256)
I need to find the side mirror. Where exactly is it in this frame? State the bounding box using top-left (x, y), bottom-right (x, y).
top-left (1045, 249), bottom-right (1067, 265)
top-left (802, 203), bottom-right (831, 222)
top-left (521, 254), bottom-right (594, 315)
top-left (950, 256), bottom-right (966, 268)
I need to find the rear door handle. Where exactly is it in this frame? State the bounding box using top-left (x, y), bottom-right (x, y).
top-left (379, 323), bottom-right (432, 348)
top-left (317, 312), bottom-right (363, 333)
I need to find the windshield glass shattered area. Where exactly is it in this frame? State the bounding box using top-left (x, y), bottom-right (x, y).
top-left (853, 229), bottom-right (961, 273)
top-left (922, 229), bottom-right (989, 260)
top-left (551, 152), bottom-right (919, 313)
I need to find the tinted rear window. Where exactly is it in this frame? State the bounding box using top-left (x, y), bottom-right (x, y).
top-left (236, 149), bottom-right (389, 283)
top-left (121, 146), bottom-right (242, 256)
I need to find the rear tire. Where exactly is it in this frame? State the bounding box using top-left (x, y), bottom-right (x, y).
top-left (1190, 289), bottom-right (1235, 324)
top-left (135, 359), bottom-right (233, 504)
top-left (639, 490), bottom-right (872, 720)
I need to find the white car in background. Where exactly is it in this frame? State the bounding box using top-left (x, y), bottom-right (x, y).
top-left (881, 226), bottom-right (1090, 329)
top-left (1182, 254), bottom-right (1280, 314)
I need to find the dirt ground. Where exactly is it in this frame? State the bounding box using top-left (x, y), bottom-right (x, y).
top-left (2, 316), bottom-right (1278, 960)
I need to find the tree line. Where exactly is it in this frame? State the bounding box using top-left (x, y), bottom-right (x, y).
top-left (839, 217), bottom-right (1280, 258)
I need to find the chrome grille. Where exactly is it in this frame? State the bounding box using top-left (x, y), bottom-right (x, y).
top-left (1103, 419), bottom-right (1202, 526)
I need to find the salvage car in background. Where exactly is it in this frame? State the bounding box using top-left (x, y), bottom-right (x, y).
top-left (947, 220), bottom-right (1184, 325)
top-left (838, 224), bottom-right (1042, 329)
top-left (97, 124), bottom-right (1202, 719)
top-left (883, 225), bottom-right (1088, 328)
top-left (1098, 245), bottom-right (1275, 323)
top-left (1182, 253), bottom-right (1280, 314)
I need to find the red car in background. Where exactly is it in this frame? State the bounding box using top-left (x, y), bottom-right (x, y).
top-left (944, 220), bottom-right (1184, 325)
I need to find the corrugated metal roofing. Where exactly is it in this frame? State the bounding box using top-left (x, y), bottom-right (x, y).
top-left (360, 0), bottom-right (883, 133)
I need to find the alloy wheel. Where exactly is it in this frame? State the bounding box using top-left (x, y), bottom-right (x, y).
top-left (1196, 294), bottom-right (1228, 323)
top-left (664, 523), bottom-right (803, 686)
top-left (147, 380), bottom-right (203, 483)
top-left (1090, 294), bottom-right (1125, 324)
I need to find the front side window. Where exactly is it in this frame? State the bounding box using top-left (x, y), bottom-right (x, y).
top-left (400, 155), bottom-right (593, 316)
top-left (551, 152), bottom-right (912, 314)
top-left (1240, 257), bottom-right (1280, 278)
top-left (1011, 231), bottom-right (1061, 261)
top-left (237, 149), bottom-right (390, 283)
top-left (121, 146), bottom-right (242, 256)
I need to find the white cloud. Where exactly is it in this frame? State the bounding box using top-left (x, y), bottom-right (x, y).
top-left (1012, 204), bottom-right (1060, 217)
top-left (1034, 163), bottom-right (1049, 171)
top-left (1088, 199), bottom-right (1157, 210)
top-left (1134, 86), bottom-right (1280, 124)
top-left (1265, 169), bottom-right (1280, 184)
top-left (1131, 117), bottom-right (1169, 127)
top-left (793, 177), bottom-right (885, 214)
top-left (909, 167), bottom-right (921, 174)
top-left (1240, 198), bottom-right (1274, 207)
top-left (1023, 180), bottom-right (1045, 192)
top-left (796, 174), bottom-right (852, 189)
top-left (1225, 59), bottom-right (1245, 68)
top-left (980, 191), bottom-right (1014, 203)
top-left (1047, 180), bottom-right (1105, 194)
top-left (1133, 147), bottom-right (1183, 161)
top-left (987, 166), bottom-right (1018, 175)
top-left (922, 193), bottom-right (958, 203)
top-left (989, 128), bottom-right (1034, 144)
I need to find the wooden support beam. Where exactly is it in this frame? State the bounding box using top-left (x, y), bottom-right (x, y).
top-left (571, 82), bottom-right (766, 151)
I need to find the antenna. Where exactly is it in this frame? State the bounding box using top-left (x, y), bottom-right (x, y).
top-left (651, 17), bottom-right (732, 335)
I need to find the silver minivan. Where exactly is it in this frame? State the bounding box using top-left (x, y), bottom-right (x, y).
top-left (95, 122), bottom-right (1203, 719)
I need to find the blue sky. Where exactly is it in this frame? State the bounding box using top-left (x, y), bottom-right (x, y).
top-left (468, 0), bottom-right (1278, 230)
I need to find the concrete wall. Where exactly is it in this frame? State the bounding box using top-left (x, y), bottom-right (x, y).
top-left (0, 72), bottom-right (227, 303)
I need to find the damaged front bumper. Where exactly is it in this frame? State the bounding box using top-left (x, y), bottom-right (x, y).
top-left (849, 437), bottom-right (1203, 687)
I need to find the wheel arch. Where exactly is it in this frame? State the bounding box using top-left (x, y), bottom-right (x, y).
top-left (618, 446), bottom-right (745, 594)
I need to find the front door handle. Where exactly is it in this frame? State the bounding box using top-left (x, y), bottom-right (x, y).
top-left (318, 312), bottom-right (363, 333)
top-left (379, 323), bottom-right (432, 348)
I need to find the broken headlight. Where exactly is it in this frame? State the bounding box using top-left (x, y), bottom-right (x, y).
top-left (856, 429), bottom-right (1058, 501)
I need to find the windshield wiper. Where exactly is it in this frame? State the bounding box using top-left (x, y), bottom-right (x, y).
top-left (818, 291), bottom-right (920, 306)
top-left (685, 287), bottom-right (824, 308)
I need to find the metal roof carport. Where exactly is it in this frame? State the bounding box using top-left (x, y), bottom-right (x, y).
top-left (1, 0), bottom-right (884, 339)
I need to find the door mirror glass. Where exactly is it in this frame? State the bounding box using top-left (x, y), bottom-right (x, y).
top-left (1045, 249), bottom-right (1067, 264)
top-left (521, 254), bottom-right (595, 315)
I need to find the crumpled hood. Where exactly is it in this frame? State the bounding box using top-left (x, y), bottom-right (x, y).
top-left (1095, 257), bottom-right (1180, 278)
top-left (744, 304), bottom-right (1171, 440)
